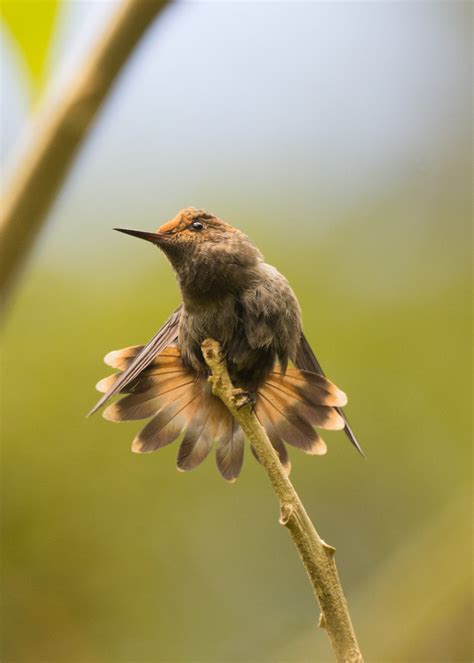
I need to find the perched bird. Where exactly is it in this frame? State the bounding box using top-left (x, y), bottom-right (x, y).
top-left (89, 208), bottom-right (362, 481)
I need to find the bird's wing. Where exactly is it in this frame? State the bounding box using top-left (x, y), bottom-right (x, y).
top-left (87, 305), bottom-right (182, 416)
top-left (295, 332), bottom-right (364, 456)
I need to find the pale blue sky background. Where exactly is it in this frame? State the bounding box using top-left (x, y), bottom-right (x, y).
top-left (1, 1), bottom-right (471, 291)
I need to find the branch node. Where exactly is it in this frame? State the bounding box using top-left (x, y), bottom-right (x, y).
top-left (203, 347), bottom-right (214, 361)
top-left (279, 502), bottom-right (294, 525)
top-left (202, 337), bottom-right (221, 361)
top-left (346, 648), bottom-right (364, 663)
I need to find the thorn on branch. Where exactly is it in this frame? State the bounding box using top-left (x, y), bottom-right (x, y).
top-left (322, 540), bottom-right (337, 556)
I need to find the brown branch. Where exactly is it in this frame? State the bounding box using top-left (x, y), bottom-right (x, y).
top-left (0, 0), bottom-right (171, 309)
top-left (201, 338), bottom-right (364, 663)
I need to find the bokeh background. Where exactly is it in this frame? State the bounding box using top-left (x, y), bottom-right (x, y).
top-left (1, 1), bottom-right (472, 662)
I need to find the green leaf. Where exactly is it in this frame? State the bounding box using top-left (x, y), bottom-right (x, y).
top-left (1, 0), bottom-right (61, 98)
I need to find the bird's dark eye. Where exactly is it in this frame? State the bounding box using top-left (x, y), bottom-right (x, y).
top-left (191, 221), bottom-right (204, 231)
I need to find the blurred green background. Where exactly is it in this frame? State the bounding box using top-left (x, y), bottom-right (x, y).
top-left (1, 2), bottom-right (472, 662)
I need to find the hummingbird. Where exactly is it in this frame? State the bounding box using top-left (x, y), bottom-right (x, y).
top-left (89, 208), bottom-right (362, 481)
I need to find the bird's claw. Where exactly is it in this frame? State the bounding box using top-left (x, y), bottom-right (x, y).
top-left (231, 388), bottom-right (255, 410)
top-left (217, 348), bottom-right (229, 365)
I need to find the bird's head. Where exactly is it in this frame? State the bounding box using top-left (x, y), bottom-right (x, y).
top-left (115, 208), bottom-right (262, 299)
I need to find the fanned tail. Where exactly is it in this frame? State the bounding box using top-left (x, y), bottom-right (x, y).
top-left (95, 346), bottom-right (350, 480)
top-left (95, 345), bottom-right (244, 481)
top-left (255, 367), bottom-right (348, 464)
top-left (296, 332), bottom-right (363, 455)
top-left (215, 415), bottom-right (245, 483)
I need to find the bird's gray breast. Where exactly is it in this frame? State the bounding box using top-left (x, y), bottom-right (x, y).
top-left (177, 261), bottom-right (302, 390)
top-left (178, 295), bottom-right (241, 374)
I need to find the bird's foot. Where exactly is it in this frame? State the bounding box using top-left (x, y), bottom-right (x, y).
top-left (217, 350), bottom-right (228, 365)
top-left (231, 388), bottom-right (255, 410)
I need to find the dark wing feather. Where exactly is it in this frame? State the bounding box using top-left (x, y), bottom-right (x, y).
top-left (295, 332), bottom-right (364, 456)
top-left (87, 305), bottom-right (182, 416)
top-left (295, 332), bottom-right (325, 374)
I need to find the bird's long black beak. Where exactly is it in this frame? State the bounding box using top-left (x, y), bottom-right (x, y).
top-left (114, 228), bottom-right (164, 245)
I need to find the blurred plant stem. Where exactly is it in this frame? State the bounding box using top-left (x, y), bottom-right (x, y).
top-left (0, 0), bottom-right (171, 312)
top-left (202, 338), bottom-right (364, 663)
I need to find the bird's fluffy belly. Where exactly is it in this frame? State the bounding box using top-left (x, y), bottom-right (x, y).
top-left (178, 296), bottom-right (275, 390)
